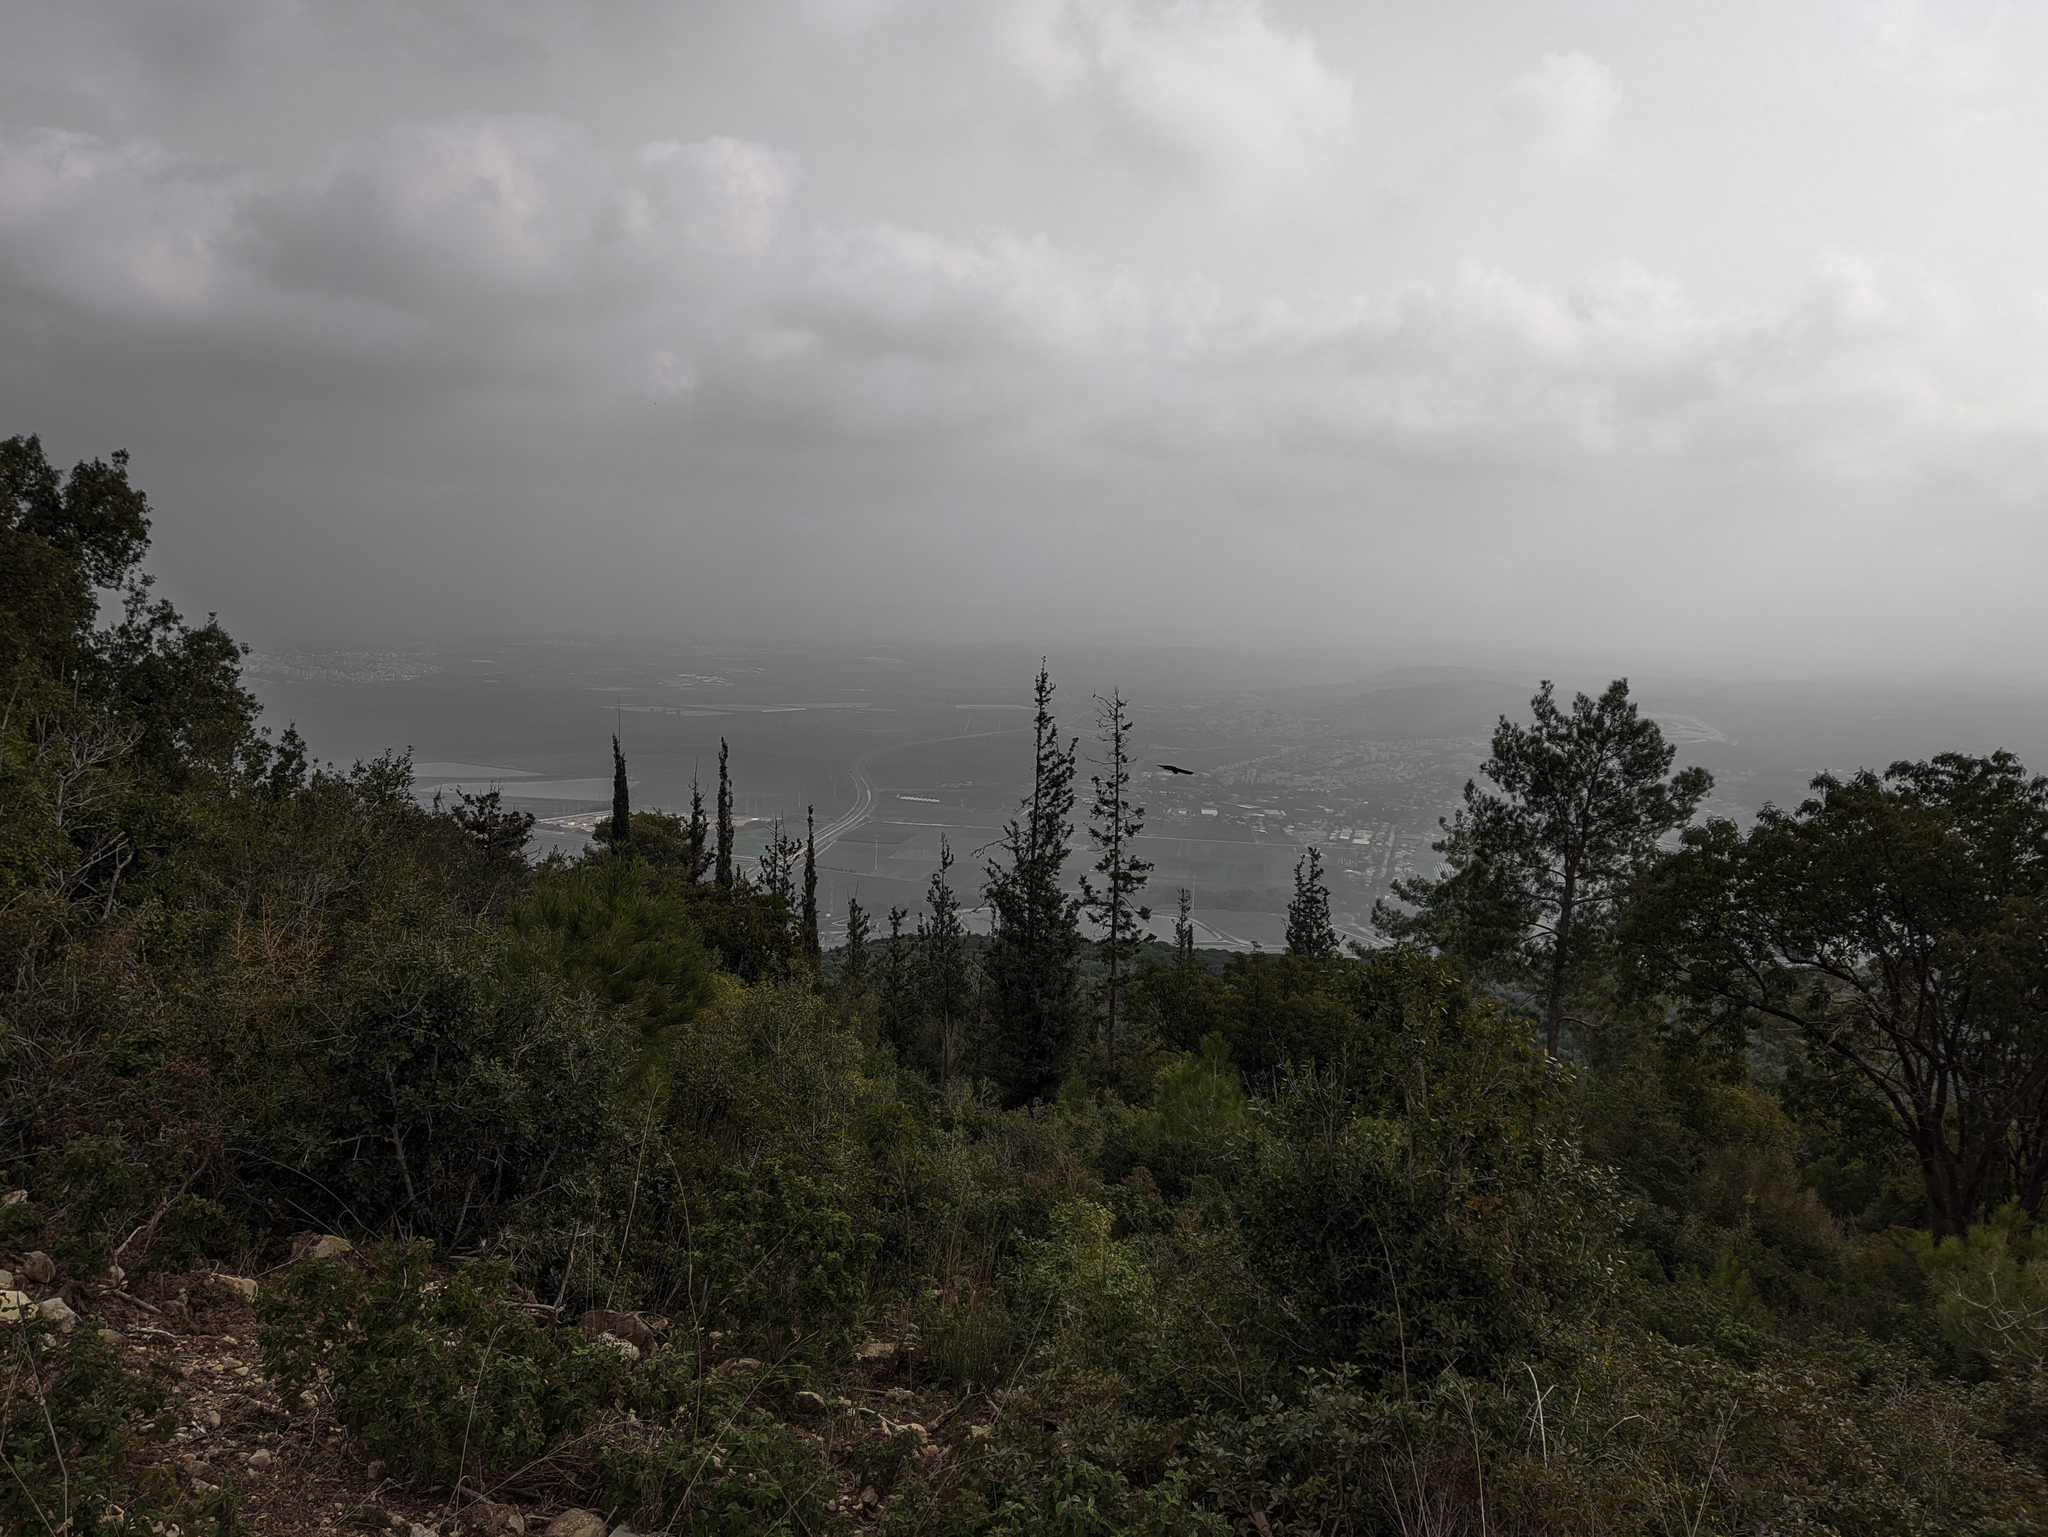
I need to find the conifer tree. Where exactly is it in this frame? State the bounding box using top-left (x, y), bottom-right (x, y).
top-left (1286, 846), bottom-right (1338, 960)
top-left (610, 734), bottom-right (633, 855)
top-left (920, 838), bottom-right (972, 1085)
top-left (688, 770), bottom-right (709, 882)
top-left (1175, 887), bottom-right (1196, 972)
top-left (1375, 678), bottom-right (1711, 1058)
top-left (984, 662), bottom-right (1083, 1104)
top-left (759, 819), bottom-right (803, 914)
top-left (802, 805), bottom-right (821, 963)
top-left (1081, 690), bottom-right (1151, 1068)
top-left (715, 737), bottom-right (735, 889)
top-left (881, 905), bottom-right (915, 1062)
top-left (841, 893), bottom-right (872, 997)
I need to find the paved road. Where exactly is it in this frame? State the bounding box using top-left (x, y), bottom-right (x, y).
top-left (813, 725), bottom-right (1029, 853)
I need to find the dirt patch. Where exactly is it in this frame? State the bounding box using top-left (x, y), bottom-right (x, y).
top-left (56, 1269), bottom-right (997, 1535)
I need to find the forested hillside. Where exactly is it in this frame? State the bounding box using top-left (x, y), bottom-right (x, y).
top-left (11, 435), bottom-right (2048, 1536)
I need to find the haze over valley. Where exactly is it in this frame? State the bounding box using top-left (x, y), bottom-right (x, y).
top-left (248, 639), bottom-right (2048, 948)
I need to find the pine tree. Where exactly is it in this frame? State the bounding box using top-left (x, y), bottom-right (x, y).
top-left (1286, 846), bottom-right (1339, 960)
top-left (881, 905), bottom-right (915, 1063)
top-left (920, 838), bottom-right (972, 1085)
top-left (609, 734), bottom-right (633, 855)
top-left (688, 770), bottom-right (709, 882)
top-left (1080, 690), bottom-right (1151, 1069)
top-left (841, 894), bottom-right (872, 996)
top-left (759, 818), bottom-right (802, 909)
top-left (715, 737), bottom-right (735, 889)
top-left (1175, 887), bottom-right (1196, 971)
top-left (802, 804), bottom-right (821, 963)
top-left (1374, 678), bottom-right (1711, 1059)
top-left (984, 662), bottom-right (1083, 1104)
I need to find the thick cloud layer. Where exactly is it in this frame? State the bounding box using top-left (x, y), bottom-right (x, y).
top-left (3, 1), bottom-right (2046, 672)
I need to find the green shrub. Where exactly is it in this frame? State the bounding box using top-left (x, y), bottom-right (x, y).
top-left (595, 1384), bottom-right (836, 1535)
top-left (258, 1245), bottom-right (630, 1487)
top-left (1, 1317), bottom-right (239, 1537)
top-left (1922, 1204), bottom-right (2048, 1377)
top-left (693, 1161), bottom-right (879, 1364)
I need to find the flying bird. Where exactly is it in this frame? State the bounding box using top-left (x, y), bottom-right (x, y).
top-left (1158, 764), bottom-right (1196, 775)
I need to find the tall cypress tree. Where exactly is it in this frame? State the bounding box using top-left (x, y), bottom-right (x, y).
top-left (802, 805), bottom-right (821, 963)
top-left (984, 662), bottom-right (1082, 1105)
top-left (610, 734), bottom-right (633, 855)
top-left (881, 905), bottom-right (915, 1063)
top-left (715, 737), bottom-right (735, 889)
top-left (1175, 887), bottom-right (1196, 972)
top-left (1286, 847), bottom-right (1338, 960)
top-left (1081, 690), bottom-right (1151, 1069)
top-left (688, 770), bottom-right (709, 882)
top-left (920, 838), bottom-right (972, 1085)
top-left (840, 894), bottom-right (872, 997)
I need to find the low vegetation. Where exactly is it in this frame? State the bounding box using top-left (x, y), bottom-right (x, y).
top-left (11, 433), bottom-right (2048, 1534)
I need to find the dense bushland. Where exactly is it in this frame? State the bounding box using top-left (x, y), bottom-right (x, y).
top-left (11, 434), bottom-right (2048, 1534)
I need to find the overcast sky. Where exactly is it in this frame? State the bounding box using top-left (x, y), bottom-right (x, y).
top-left (5, 1), bottom-right (2047, 672)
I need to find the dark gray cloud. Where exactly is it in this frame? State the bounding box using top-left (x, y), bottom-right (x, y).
top-left (4, 1), bottom-right (2046, 671)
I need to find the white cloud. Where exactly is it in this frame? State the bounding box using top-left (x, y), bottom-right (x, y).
top-left (632, 137), bottom-right (797, 257)
top-left (1494, 51), bottom-right (1618, 168)
top-left (1000, 0), bottom-right (1354, 201)
top-left (0, 125), bottom-right (241, 316)
top-left (5, 112), bottom-right (2044, 489)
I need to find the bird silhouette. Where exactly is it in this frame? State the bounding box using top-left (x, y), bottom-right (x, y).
top-left (1158, 764), bottom-right (1196, 775)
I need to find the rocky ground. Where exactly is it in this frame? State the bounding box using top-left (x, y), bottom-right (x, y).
top-left (4, 1238), bottom-right (992, 1537)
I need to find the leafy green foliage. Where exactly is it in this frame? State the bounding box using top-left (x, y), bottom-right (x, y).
top-left (693, 1162), bottom-right (879, 1363)
top-left (259, 1247), bottom-right (626, 1486)
top-left (984, 663), bottom-right (1083, 1106)
top-left (1922, 1205), bottom-right (2048, 1376)
top-left (259, 1246), bottom-right (843, 1531)
top-left (1, 1318), bottom-right (236, 1537)
top-left (507, 857), bottom-right (717, 1100)
top-left (1640, 751), bottom-right (2048, 1236)
top-left (1378, 677), bottom-right (1711, 1056)
top-left (23, 438), bottom-right (2048, 1536)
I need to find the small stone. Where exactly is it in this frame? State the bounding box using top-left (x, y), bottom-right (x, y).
top-left (98, 1327), bottom-right (126, 1348)
top-left (716, 1356), bottom-right (763, 1375)
top-left (860, 1486), bottom-right (879, 1508)
top-left (310, 1235), bottom-right (355, 1260)
top-left (594, 1332), bottom-right (641, 1363)
top-left (207, 1409), bottom-right (221, 1428)
top-left (36, 1295), bottom-right (77, 1333)
top-left (216, 1274), bottom-right (258, 1303)
top-left (21, 1251), bottom-right (55, 1285)
top-left (854, 1339), bottom-right (895, 1361)
top-left (1, 1189), bottom-right (25, 1204)
top-left (0, 1270), bottom-right (10, 1289)
top-left (365, 1459), bottom-right (385, 1482)
top-left (884, 1387), bottom-right (912, 1403)
top-left (791, 1390), bottom-right (828, 1416)
top-left (409, 1525), bottom-right (438, 1537)
top-left (246, 1448), bottom-right (272, 1470)
top-left (577, 1309), bottom-right (658, 1353)
top-left (468, 1502), bottom-right (525, 1535)
top-left (0, 1290), bottom-right (35, 1325)
top-left (541, 1510), bottom-right (605, 1537)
